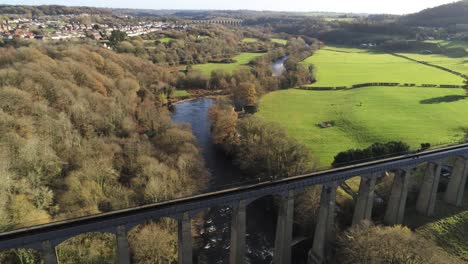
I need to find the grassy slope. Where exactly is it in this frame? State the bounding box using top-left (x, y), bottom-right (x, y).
top-left (193, 52), bottom-right (265, 75)
top-left (258, 88), bottom-right (468, 167)
top-left (427, 39), bottom-right (468, 52)
top-left (407, 194), bottom-right (468, 262)
top-left (271, 38), bottom-right (288, 45)
top-left (242, 38), bottom-right (259, 43)
top-left (417, 211), bottom-right (468, 261)
top-left (174, 90), bottom-right (189, 97)
top-left (302, 47), bottom-right (464, 87)
top-left (397, 52), bottom-right (468, 76)
top-left (158, 37), bottom-right (174, 43)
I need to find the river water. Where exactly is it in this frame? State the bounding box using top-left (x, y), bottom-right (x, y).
top-left (271, 56), bottom-right (288, 77)
top-left (172, 98), bottom-right (277, 264)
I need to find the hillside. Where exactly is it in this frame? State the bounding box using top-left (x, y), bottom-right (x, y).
top-left (0, 5), bottom-right (111, 16)
top-left (0, 42), bottom-right (208, 231)
top-left (401, 0), bottom-right (468, 27)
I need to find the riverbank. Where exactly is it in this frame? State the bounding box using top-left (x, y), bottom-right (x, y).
top-left (171, 89), bottom-right (229, 104)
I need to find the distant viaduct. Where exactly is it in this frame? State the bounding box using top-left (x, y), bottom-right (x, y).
top-left (188, 20), bottom-right (244, 26)
top-left (0, 144), bottom-right (467, 264)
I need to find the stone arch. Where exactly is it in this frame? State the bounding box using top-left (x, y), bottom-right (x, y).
top-left (245, 192), bottom-right (293, 263)
top-left (191, 205), bottom-right (231, 263)
top-left (0, 248), bottom-right (42, 264)
top-left (55, 231), bottom-right (117, 264)
top-left (127, 217), bottom-right (179, 264)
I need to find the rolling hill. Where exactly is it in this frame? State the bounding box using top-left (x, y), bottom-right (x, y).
top-left (401, 0), bottom-right (468, 27)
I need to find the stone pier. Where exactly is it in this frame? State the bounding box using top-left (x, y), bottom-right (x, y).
top-left (416, 162), bottom-right (443, 216)
top-left (384, 169), bottom-right (411, 225)
top-left (444, 156), bottom-right (468, 207)
top-left (274, 190), bottom-right (295, 264)
top-left (178, 212), bottom-right (192, 264)
top-left (308, 182), bottom-right (338, 264)
top-left (42, 240), bottom-right (58, 264)
top-left (352, 175), bottom-right (377, 226)
top-left (230, 200), bottom-right (247, 264)
top-left (117, 225), bottom-right (131, 264)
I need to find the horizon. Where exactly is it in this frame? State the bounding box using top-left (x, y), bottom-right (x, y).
top-left (1, 0), bottom-right (460, 15)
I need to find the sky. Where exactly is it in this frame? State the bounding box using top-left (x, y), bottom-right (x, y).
top-left (2, 0), bottom-right (460, 15)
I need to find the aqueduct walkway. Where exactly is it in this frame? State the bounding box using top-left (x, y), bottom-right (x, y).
top-left (1, 144), bottom-right (468, 264)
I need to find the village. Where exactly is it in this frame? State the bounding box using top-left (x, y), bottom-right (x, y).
top-left (0, 13), bottom-right (188, 42)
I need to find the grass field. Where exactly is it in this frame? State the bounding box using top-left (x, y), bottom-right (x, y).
top-left (158, 37), bottom-right (175, 43)
top-left (427, 40), bottom-right (468, 52)
top-left (302, 46), bottom-right (465, 87)
top-left (193, 52), bottom-right (266, 75)
top-left (174, 90), bottom-right (190, 97)
top-left (242, 38), bottom-right (259, 43)
top-left (271, 38), bottom-right (288, 45)
top-left (258, 88), bottom-right (468, 167)
top-left (417, 210), bottom-right (468, 261)
top-left (398, 52), bottom-right (468, 76)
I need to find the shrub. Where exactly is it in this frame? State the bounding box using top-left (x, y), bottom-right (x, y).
top-left (129, 220), bottom-right (178, 264)
top-left (235, 116), bottom-right (315, 179)
top-left (335, 222), bottom-right (459, 264)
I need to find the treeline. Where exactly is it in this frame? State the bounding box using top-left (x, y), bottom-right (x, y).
top-left (113, 25), bottom-right (294, 66)
top-left (0, 42), bottom-right (208, 263)
top-left (244, 16), bottom-right (414, 45)
top-left (120, 27), bottom-right (242, 66)
top-left (0, 5), bottom-right (111, 16)
top-left (298, 82), bottom-right (464, 91)
top-left (401, 0), bottom-right (468, 28)
top-left (209, 100), bottom-right (315, 180)
top-left (175, 36), bottom-right (320, 111)
top-left (332, 142), bottom-right (410, 167)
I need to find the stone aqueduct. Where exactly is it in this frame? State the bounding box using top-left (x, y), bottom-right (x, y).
top-left (0, 144), bottom-right (467, 264)
top-left (188, 20), bottom-right (244, 26)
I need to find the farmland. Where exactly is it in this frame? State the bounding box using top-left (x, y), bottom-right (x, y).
top-left (258, 87), bottom-right (468, 167)
top-left (241, 37), bottom-right (259, 43)
top-left (193, 52), bottom-right (266, 75)
top-left (271, 38), bottom-right (288, 45)
top-left (302, 46), bottom-right (465, 87)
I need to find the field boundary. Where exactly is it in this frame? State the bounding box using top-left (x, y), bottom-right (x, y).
top-left (297, 82), bottom-right (464, 91)
top-left (391, 53), bottom-right (468, 79)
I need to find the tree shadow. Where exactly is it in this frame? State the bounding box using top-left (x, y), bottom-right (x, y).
top-left (420, 95), bottom-right (467, 104)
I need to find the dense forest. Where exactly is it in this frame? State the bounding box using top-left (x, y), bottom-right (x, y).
top-left (0, 5), bottom-right (111, 16)
top-left (0, 41), bottom-right (208, 262)
top-left (401, 0), bottom-right (468, 28)
top-left (0, 2), bottom-right (467, 263)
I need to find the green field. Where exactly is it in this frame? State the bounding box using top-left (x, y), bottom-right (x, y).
top-left (158, 37), bottom-right (175, 43)
top-left (242, 38), bottom-right (259, 43)
top-left (399, 53), bottom-right (468, 76)
top-left (302, 47), bottom-right (465, 87)
top-left (271, 38), bottom-right (288, 45)
top-left (174, 90), bottom-right (190, 97)
top-left (258, 88), bottom-right (468, 167)
top-left (193, 52), bottom-right (266, 75)
top-left (427, 40), bottom-right (468, 52)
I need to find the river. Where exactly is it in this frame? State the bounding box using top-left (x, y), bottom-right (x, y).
top-left (271, 56), bottom-right (288, 77)
top-left (172, 98), bottom-right (277, 264)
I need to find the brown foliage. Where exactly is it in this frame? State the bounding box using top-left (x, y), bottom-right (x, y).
top-left (335, 222), bottom-right (459, 264)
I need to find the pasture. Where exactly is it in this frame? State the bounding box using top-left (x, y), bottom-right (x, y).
top-left (174, 90), bottom-right (190, 97)
top-left (415, 198), bottom-right (468, 261)
top-left (398, 53), bottom-right (467, 76)
top-left (257, 88), bottom-right (468, 167)
top-left (427, 40), bottom-right (468, 53)
top-left (193, 52), bottom-right (266, 75)
top-left (302, 46), bottom-right (465, 87)
top-left (242, 38), bottom-right (259, 43)
top-left (158, 37), bottom-right (175, 43)
top-left (271, 38), bottom-right (288, 45)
